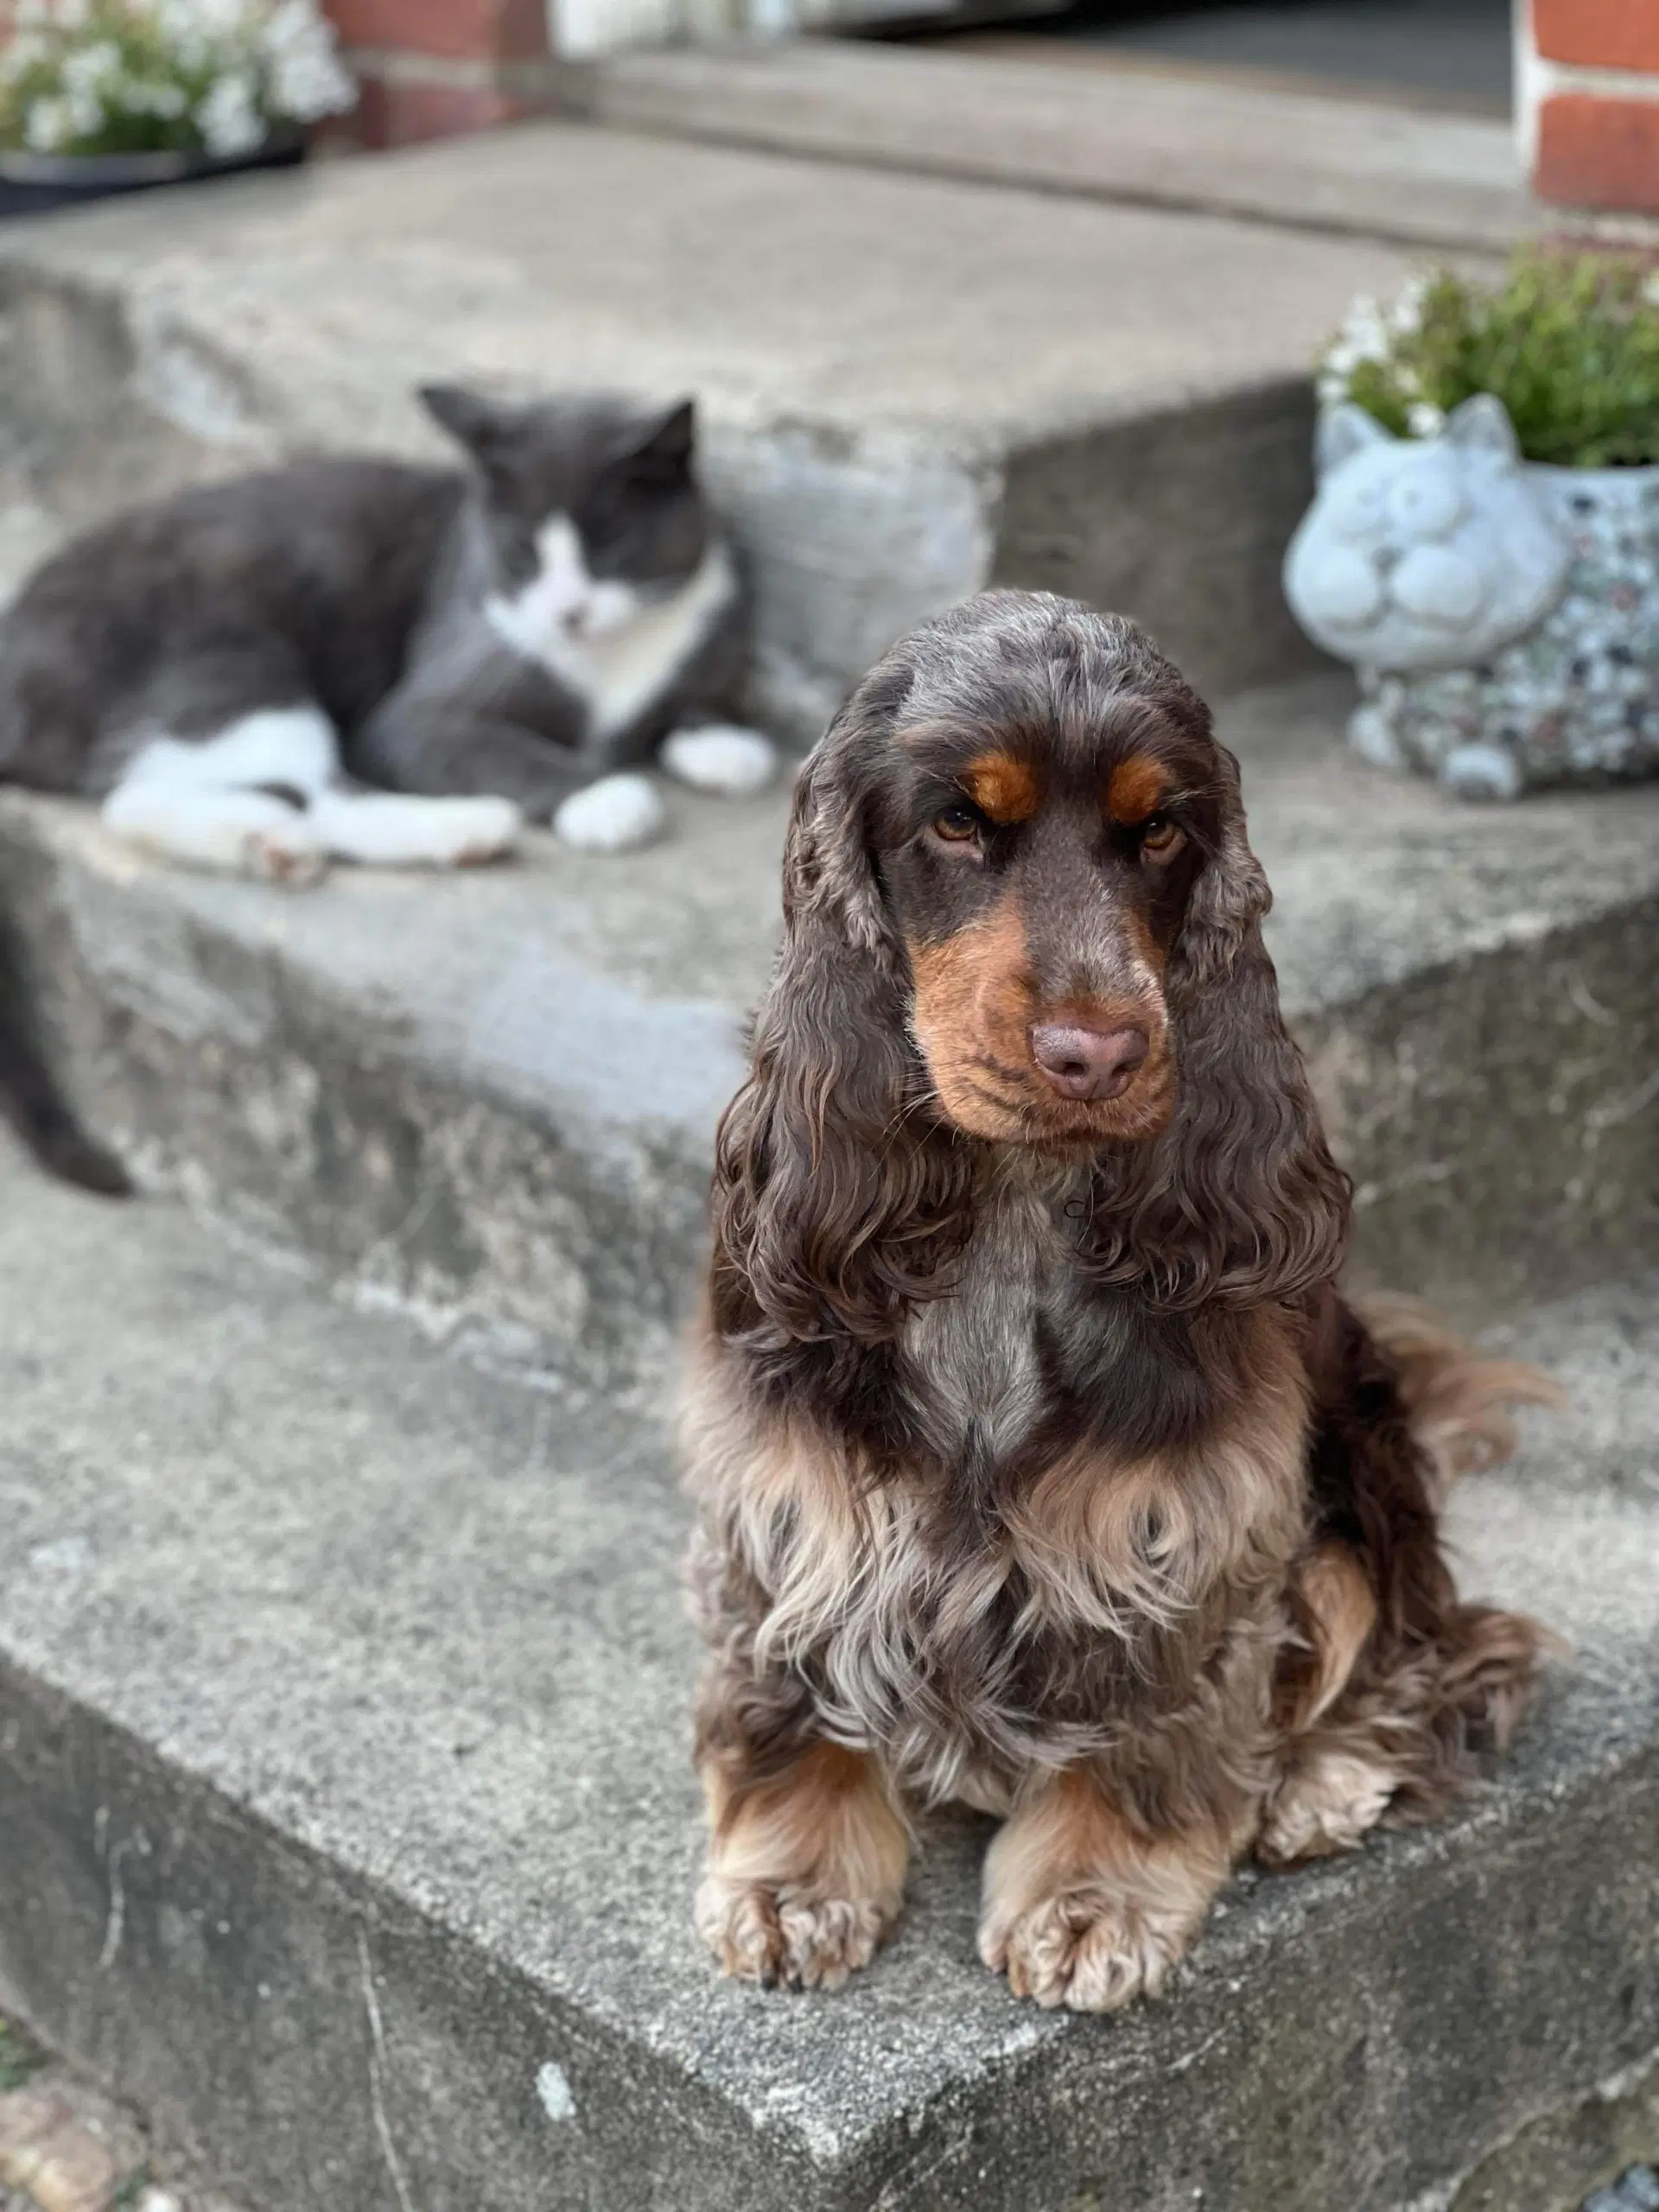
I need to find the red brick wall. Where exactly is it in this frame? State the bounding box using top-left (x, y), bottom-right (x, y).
top-left (322, 0), bottom-right (560, 149)
top-left (1524, 0), bottom-right (1659, 214)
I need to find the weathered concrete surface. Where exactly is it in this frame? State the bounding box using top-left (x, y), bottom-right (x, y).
top-left (1, 675), bottom-right (1654, 1386)
top-left (0, 1154), bottom-right (1654, 2212)
top-left (0, 123), bottom-right (1426, 718)
top-left (588, 39), bottom-right (1534, 251)
top-left (1446, 2056), bottom-right (1659, 2212)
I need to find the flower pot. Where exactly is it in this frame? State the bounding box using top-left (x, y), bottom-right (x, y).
top-left (0, 132), bottom-right (302, 219)
top-left (1284, 394), bottom-right (1659, 800)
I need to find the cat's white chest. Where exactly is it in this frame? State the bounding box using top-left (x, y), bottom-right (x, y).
top-left (485, 515), bottom-right (735, 745)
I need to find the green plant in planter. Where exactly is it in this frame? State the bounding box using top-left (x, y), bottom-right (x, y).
top-left (0, 0), bottom-right (354, 162)
top-left (1317, 252), bottom-right (1659, 469)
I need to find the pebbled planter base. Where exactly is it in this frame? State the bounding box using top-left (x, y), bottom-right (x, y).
top-left (1353, 461), bottom-right (1659, 800)
top-left (1286, 398), bottom-right (1659, 799)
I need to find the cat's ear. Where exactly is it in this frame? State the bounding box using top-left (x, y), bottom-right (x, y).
top-left (616, 398), bottom-right (696, 474)
top-left (1315, 402), bottom-right (1390, 479)
top-left (1443, 392), bottom-right (1520, 461)
top-left (418, 385), bottom-right (513, 467)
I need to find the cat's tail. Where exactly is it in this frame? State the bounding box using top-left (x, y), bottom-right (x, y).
top-left (1357, 1291), bottom-right (1564, 1497)
top-left (0, 1005), bottom-right (130, 1197)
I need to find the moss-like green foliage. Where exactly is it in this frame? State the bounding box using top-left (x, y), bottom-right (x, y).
top-left (1319, 254), bottom-right (1659, 468)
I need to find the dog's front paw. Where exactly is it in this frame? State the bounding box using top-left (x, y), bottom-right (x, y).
top-left (697, 1877), bottom-right (894, 1992)
top-left (980, 1892), bottom-right (1193, 2012)
top-left (1257, 1747), bottom-right (1397, 1866)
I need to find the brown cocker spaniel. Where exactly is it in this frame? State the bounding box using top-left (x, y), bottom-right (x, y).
top-left (681, 590), bottom-right (1555, 2012)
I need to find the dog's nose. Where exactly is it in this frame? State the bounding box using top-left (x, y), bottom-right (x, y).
top-left (1028, 1023), bottom-right (1149, 1102)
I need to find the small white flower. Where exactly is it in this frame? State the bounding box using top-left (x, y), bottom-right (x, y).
top-left (257, 0), bottom-right (355, 119)
top-left (1644, 271), bottom-right (1659, 309)
top-left (60, 39), bottom-right (122, 92)
top-left (1407, 401), bottom-right (1446, 437)
top-left (23, 92), bottom-right (72, 148)
top-left (195, 67), bottom-right (264, 155)
top-left (64, 83), bottom-right (104, 135)
top-left (1390, 273), bottom-right (1431, 335)
top-left (1337, 293), bottom-right (1391, 364)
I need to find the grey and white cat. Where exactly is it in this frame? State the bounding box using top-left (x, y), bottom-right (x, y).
top-left (0, 386), bottom-right (774, 879)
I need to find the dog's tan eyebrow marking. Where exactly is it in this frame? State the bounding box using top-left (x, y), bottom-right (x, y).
top-left (962, 753), bottom-right (1041, 825)
top-left (1106, 755), bottom-right (1171, 824)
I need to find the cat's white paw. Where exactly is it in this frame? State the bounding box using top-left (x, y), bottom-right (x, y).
top-left (554, 772), bottom-right (666, 855)
top-left (660, 725), bottom-right (777, 798)
top-left (309, 790), bottom-right (523, 867)
top-left (103, 781), bottom-right (328, 885)
top-left (245, 818), bottom-right (329, 886)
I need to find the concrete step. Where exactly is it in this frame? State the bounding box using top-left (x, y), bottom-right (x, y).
top-left (0, 1153), bottom-right (1654, 2212)
top-left (0, 120), bottom-right (1428, 726)
top-left (585, 38), bottom-right (1534, 251)
top-left (1, 670), bottom-right (1655, 1391)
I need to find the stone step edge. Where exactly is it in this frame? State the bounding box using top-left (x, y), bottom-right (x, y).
top-left (5, 1638), bottom-right (1656, 2212)
top-left (0, 241), bottom-right (1330, 718)
top-left (5, 796), bottom-right (1659, 1389)
top-left (0, 1654), bottom-right (809, 2212)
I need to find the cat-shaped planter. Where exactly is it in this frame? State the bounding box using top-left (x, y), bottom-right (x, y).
top-left (1284, 392), bottom-right (1659, 799)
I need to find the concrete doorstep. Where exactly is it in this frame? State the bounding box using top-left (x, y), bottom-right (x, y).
top-left (585, 38), bottom-right (1535, 253)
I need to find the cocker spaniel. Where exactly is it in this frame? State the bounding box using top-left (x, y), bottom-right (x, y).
top-left (681, 590), bottom-right (1555, 2012)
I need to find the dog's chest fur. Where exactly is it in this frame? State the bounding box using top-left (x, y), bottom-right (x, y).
top-left (694, 1179), bottom-right (1307, 1815)
top-left (898, 1168), bottom-right (1079, 1465)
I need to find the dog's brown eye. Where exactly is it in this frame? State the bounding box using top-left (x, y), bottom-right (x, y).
top-left (1139, 815), bottom-right (1185, 859)
top-left (932, 805), bottom-right (981, 844)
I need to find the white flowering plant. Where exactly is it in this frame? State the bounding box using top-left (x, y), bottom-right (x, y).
top-left (0, 0), bottom-right (355, 162)
top-left (1318, 253), bottom-right (1659, 469)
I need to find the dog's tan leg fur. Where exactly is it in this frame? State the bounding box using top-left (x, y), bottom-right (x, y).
top-left (978, 1770), bottom-right (1231, 2012)
top-left (1261, 1542), bottom-right (1397, 1866)
top-left (696, 1745), bottom-right (909, 1992)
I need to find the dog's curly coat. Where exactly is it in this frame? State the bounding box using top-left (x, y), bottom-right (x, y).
top-left (681, 591), bottom-right (1557, 2011)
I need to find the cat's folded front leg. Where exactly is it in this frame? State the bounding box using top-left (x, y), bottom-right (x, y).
top-left (353, 710), bottom-right (665, 853)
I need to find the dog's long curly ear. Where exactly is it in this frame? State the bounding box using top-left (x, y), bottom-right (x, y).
top-left (1098, 746), bottom-right (1351, 1308)
top-left (710, 674), bottom-right (970, 1351)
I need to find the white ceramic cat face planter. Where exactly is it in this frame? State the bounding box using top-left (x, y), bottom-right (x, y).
top-left (1285, 395), bottom-right (1572, 672)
